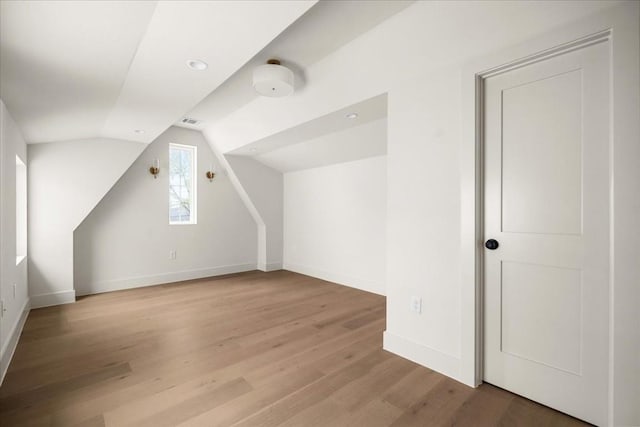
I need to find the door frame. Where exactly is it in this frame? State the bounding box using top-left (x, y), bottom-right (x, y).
top-left (463, 28), bottom-right (612, 384)
top-left (459, 3), bottom-right (639, 425)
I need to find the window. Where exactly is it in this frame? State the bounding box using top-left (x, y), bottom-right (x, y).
top-left (169, 143), bottom-right (197, 224)
top-left (16, 155), bottom-right (27, 264)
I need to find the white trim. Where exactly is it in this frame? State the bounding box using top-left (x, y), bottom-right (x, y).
top-left (30, 290), bottom-right (76, 308)
top-left (15, 154), bottom-right (27, 260)
top-left (75, 263), bottom-right (256, 296)
top-left (264, 262), bottom-right (283, 272)
top-left (284, 262), bottom-right (385, 296)
top-left (461, 27), bottom-right (614, 389)
top-left (460, 68), bottom-right (483, 387)
top-left (169, 142), bottom-right (198, 225)
top-left (383, 331), bottom-right (461, 381)
top-left (0, 298), bottom-right (30, 385)
top-left (461, 4), bottom-right (639, 424)
top-left (608, 3), bottom-right (640, 426)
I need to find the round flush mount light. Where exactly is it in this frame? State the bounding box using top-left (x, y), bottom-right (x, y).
top-left (134, 129), bottom-right (145, 134)
top-left (253, 59), bottom-right (294, 98)
top-left (187, 59), bottom-right (208, 71)
top-left (345, 113), bottom-right (359, 119)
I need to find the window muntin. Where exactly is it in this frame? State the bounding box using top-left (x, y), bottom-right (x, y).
top-left (169, 143), bottom-right (197, 225)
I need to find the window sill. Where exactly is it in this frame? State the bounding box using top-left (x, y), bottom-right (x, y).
top-left (16, 255), bottom-right (26, 266)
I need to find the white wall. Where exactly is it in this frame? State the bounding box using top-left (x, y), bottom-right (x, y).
top-left (208, 2), bottom-right (624, 152)
top-left (284, 155), bottom-right (386, 295)
top-left (203, 1), bottom-right (639, 424)
top-left (255, 117), bottom-right (387, 173)
top-left (225, 155), bottom-right (283, 271)
top-left (74, 126), bottom-right (257, 295)
top-left (608, 5), bottom-right (640, 423)
top-left (210, 0), bottom-right (614, 371)
top-left (385, 68), bottom-right (463, 360)
top-left (0, 99), bottom-right (29, 382)
top-left (28, 137), bottom-right (145, 307)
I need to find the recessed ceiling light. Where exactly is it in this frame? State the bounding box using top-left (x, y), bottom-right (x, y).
top-left (345, 113), bottom-right (359, 119)
top-left (187, 59), bottom-right (208, 71)
top-left (134, 129), bottom-right (145, 134)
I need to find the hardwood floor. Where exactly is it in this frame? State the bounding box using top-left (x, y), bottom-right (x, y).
top-left (0, 271), bottom-right (588, 426)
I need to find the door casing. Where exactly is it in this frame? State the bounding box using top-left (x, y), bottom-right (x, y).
top-left (459, 5), bottom-right (640, 425)
top-left (471, 28), bottom-right (611, 382)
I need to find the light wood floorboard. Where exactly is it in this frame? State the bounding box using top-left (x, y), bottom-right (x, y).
top-left (0, 271), bottom-right (590, 426)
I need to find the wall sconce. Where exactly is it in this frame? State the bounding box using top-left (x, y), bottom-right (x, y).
top-left (149, 159), bottom-right (159, 179)
top-left (206, 170), bottom-right (216, 182)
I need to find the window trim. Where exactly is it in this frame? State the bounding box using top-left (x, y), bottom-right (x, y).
top-left (168, 143), bottom-right (197, 225)
top-left (16, 154), bottom-right (27, 263)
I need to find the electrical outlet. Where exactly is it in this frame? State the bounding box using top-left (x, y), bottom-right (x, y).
top-left (169, 250), bottom-right (177, 260)
top-left (410, 296), bottom-right (422, 314)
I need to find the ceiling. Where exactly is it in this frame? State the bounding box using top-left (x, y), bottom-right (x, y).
top-left (0, 1), bottom-right (156, 143)
top-left (0, 0), bottom-right (316, 144)
top-left (248, 117), bottom-right (387, 173)
top-left (225, 93), bottom-right (387, 173)
top-left (0, 0), bottom-right (411, 146)
top-left (182, 1), bottom-right (412, 131)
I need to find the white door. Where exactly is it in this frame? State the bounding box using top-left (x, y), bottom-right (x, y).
top-left (483, 39), bottom-right (610, 426)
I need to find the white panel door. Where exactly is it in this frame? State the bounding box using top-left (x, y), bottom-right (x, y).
top-left (483, 40), bottom-right (610, 425)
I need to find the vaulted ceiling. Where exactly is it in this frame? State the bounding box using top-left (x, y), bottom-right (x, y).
top-left (0, 0), bottom-right (316, 144)
top-left (228, 94), bottom-right (388, 172)
top-left (182, 1), bottom-right (411, 132)
top-left (0, 0), bottom-right (410, 150)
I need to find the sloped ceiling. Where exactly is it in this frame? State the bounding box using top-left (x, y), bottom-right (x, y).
top-left (183, 1), bottom-right (412, 131)
top-left (250, 118), bottom-right (387, 173)
top-left (228, 93), bottom-right (388, 173)
top-left (0, 1), bottom-right (157, 143)
top-left (0, 0), bottom-right (316, 144)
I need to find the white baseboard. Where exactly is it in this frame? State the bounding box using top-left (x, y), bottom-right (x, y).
top-left (1, 298), bottom-right (30, 386)
top-left (76, 263), bottom-right (256, 296)
top-left (259, 262), bottom-right (282, 272)
top-left (30, 290), bottom-right (76, 308)
top-left (383, 331), bottom-right (464, 383)
top-left (283, 262), bottom-right (385, 296)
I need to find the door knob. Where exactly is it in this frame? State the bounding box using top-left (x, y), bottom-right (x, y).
top-left (485, 239), bottom-right (499, 250)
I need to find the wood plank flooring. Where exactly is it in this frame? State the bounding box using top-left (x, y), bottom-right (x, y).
top-left (0, 271), bottom-right (589, 426)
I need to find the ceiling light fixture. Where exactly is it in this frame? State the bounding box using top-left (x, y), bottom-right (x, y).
top-left (187, 59), bottom-right (208, 71)
top-left (134, 129), bottom-right (145, 134)
top-left (345, 113), bottom-right (359, 119)
top-left (253, 59), bottom-right (294, 97)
